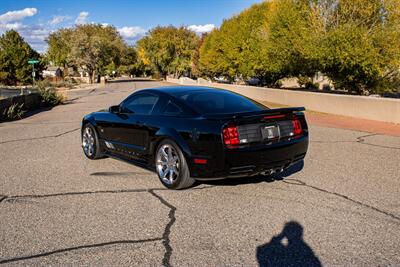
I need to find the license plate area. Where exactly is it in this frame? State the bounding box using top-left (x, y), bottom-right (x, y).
top-left (261, 124), bottom-right (280, 140)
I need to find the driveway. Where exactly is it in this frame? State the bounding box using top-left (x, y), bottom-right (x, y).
top-left (1, 78), bottom-right (399, 266)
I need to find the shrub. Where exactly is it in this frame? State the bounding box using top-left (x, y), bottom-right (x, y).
top-left (3, 103), bottom-right (25, 120)
top-left (35, 79), bottom-right (52, 90)
top-left (298, 76), bottom-right (319, 90)
top-left (273, 80), bottom-right (283, 88)
top-left (38, 87), bottom-right (65, 106)
top-left (36, 80), bottom-right (66, 106)
top-left (297, 76), bottom-right (311, 88)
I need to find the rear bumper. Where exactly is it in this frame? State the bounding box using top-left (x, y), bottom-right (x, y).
top-left (190, 136), bottom-right (308, 180)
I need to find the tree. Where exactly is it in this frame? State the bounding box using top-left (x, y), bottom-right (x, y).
top-left (47, 24), bottom-right (127, 83)
top-left (46, 28), bottom-right (74, 76)
top-left (136, 26), bottom-right (199, 78)
top-left (197, 0), bottom-right (400, 94)
top-left (198, 27), bottom-right (230, 79)
top-left (265, 0), bottom-right (321, 84)
top-left (191, 33), bottom-right (207, 78)
top-left (198, 2), bottom-right (280, 85)
top-left (69, 24), bottom-right (126, 83)
top-left (317, 0), bottom-right (400, 94)
top-left (0, 30), bottom-right (44, 85)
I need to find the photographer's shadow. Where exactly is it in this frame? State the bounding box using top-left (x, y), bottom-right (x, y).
top-left (256, 221), bottom-right (321, 267)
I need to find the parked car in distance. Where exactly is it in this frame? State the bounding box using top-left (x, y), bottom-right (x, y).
top-left (246, 77), bottom-right (261, 86)
top-left (81, 86), bottom-right (309, 189)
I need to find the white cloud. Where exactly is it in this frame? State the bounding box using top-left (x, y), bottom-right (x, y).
top-left (75, 11), bottom-right (89, 24)
top-left (49, 15), bottom-right (71, 25)
top-left (0, 22), bottom-right (23, 31)
top-left (187, 24), bottom-right (215, 34)
top-left (0, 8), bottom-right (37, 24)
top-left (0, 8), bottom-right (49, 52)
top-left (118, 26), bottom-right (146, 38)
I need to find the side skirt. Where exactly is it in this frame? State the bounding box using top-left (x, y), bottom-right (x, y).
top-left (103, 151), bottom-right (156, 173)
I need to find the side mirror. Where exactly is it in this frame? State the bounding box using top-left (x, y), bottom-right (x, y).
top-left (109, 105), bottom-right (120, 113)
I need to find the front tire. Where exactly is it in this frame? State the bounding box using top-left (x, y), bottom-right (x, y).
top-left (82, 124), bottom-right (103, 160)
top-left (155, 139), bottom-right (195, 189)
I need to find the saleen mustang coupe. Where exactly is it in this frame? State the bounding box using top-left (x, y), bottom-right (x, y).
top-left (81, 86), bottom-right (308, 189)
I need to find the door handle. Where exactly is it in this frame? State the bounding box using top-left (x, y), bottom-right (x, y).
top-left (136, 121), bottom-right (145, 126)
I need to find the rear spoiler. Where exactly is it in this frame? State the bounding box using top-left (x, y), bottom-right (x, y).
top-left (203, 107), bottom-right (305, 120)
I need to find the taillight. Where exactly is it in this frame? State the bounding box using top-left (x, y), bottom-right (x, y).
top-left (223, 126), bottom-right (240, 145)
top-left (292, 119), bottom-right (302, 136)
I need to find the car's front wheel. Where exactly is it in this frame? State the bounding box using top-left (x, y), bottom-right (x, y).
top-left (155, 140), bottom-right (195, 189)
top-left (82, 124), bottom-right (103, 160)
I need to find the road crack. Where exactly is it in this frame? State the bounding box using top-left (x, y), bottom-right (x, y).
top-left (0, 127), bottom-right (80, 145)
top-left (283, 179), bottom-right (400, 222)
top-left (0, 238), bottom-right (162, 265)
top-left (149, 190), bottom-right (176, 267)
top-left (311, 133), bottom-right (400, 150)
top-left (2, 188), bottom-right (154, 202)
top-left (0, 185), bottom-right (213, 265)
top-left (356, 134), bottom-right (400, 150)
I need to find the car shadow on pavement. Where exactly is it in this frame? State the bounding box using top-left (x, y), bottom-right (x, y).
top-left (256, 221), bottom-right (322, 267)
top-left (198, 160), bottom-right (304, 187)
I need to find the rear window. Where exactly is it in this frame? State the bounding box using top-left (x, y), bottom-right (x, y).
top-left (173, 90), bottom-right (266, 114)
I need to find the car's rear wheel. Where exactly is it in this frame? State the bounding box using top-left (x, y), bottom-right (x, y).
top-left (82, 124), bottom-right (103, 160)
top-left (155, 140), bottom-right (195, 189)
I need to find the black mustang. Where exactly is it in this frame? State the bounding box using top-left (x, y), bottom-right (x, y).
top-left (81, 86), bottom-right (308, 189)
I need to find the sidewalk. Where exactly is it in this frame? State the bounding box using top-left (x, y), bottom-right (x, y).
top-left (305, 112), bottom-right (400, 137)
top-left (261, 101), bottom-right (400, 137)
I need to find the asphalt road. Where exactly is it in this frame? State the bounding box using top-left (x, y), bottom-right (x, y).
top-left (1, 79), bottom-right (399, 266)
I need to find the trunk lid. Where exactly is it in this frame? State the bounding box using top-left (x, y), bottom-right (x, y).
top-left (203, 107), bottom-right (305, 120)
top-left (215, 107), bottom-right (308, 146)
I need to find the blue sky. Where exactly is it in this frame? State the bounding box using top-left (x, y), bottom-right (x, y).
top-left (0, 0), bottom-right (261, 52)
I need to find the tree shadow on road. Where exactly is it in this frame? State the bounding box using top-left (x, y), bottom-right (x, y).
top-left (198, 160), bottom-right (304, 187)
top-left (0, 106), bottom-right (54, 123)
top-left (256, 221), bottom-right (321, 267)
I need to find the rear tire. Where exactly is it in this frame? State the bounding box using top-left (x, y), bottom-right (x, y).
top-left (155, 139), bottom-right (195, 189)
top-left (82, 124), bottom-right (103, 160)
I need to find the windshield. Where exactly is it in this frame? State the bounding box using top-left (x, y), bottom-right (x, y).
top-left (172, 89), bottom-right (267, 114)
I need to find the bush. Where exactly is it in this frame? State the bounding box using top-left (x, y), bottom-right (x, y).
top-left (36, 80), bottom-right (66, 106)
top-left (35, 79), bottom-right (52, 90)
top-left (298, 76), bottom-right (319, 90)
top-left (273, 80), bottom-right (283, 88)
top-left (297, 76), bottom-right (311, 88)
top-left (38, 87), bottom-right (65, 106)
top-left (3, 103), bottom-right (25, 120)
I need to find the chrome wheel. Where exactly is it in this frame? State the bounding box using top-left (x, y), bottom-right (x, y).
top-left (82, 127), bottom-right (95, 156)
top-left (156, 144), bottom-right (180, 185)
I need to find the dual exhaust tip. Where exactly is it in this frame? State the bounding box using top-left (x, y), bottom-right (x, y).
top-left (260, 167), bottom-right (284, 176)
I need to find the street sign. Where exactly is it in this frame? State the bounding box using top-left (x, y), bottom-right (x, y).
top-left (28, 59), bottom-right (39, 86)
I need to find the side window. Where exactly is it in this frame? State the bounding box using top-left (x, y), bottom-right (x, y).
top-left (122, 94), bottom-right (158, 115)
top-left (163, 101), bottom-right (182, 115)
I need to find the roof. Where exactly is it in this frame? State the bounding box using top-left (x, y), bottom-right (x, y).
top-left (143, 86), bottom-right (235, 100)
top-left (45, 66), bottom-right (61, 71)
top-left (146, 86), bottom-right (217, 95)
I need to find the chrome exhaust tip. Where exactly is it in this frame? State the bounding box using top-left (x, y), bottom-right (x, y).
top-left (261, 169), bottom-right (274, 176)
